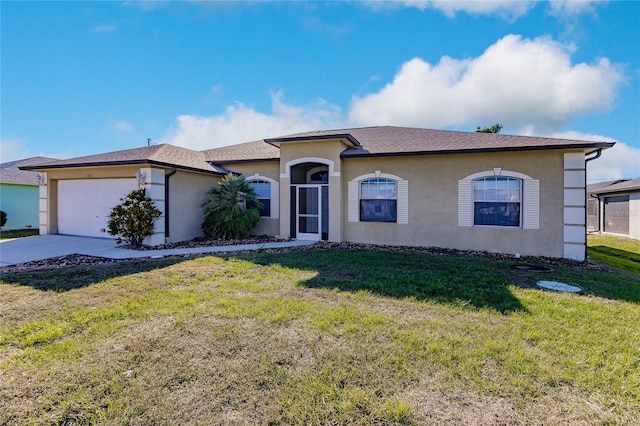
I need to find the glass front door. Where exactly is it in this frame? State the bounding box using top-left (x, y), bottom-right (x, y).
top-left (297, 186), bottom-right (320, 241)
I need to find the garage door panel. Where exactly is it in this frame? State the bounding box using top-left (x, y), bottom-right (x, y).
top-left (58, 179), bottom-right (137, 238)
top-left (604, 195), bottom-right (630, 235)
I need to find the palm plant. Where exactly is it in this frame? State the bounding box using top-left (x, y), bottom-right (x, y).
top-left (201, 173), bottom-right (262, 239)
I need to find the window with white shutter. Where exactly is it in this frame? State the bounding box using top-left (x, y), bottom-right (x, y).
top-left (459, 170), bottom-right (538, 229)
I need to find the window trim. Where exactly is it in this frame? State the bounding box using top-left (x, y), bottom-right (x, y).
top-left (472, 176), bottom-right (522, 227)
top-left (348, 171), bottom-right (408, 224)
top-left (458, 169), bottom-right (539, 230)
top-left (360, 178), bottom-right (398, 223)
top-left (246, 174), bottom-right (279, 219)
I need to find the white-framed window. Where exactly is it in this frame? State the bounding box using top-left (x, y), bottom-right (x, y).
top-left (246, 175), bottom-right (279, 219)
top-left (348, 172), bottom-right (408, 224)
top-left (247, 180), bottom-right (271, 217)
top-left (459, 169), bottom-right (539, 229)
top-left (360, 178), bottom-right (397, 222)
top-left (473, 176), bottom-right (521, 227)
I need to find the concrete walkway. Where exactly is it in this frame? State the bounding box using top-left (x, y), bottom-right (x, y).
top-left (0, 235), bottom-right (315, 268)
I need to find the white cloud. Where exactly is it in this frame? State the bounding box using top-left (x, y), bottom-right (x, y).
top-left (123, 1), bottom-right (168, 12)
top-left (113, 120), bottom-right (134, 133)
top-left (362, 0), bottom-right (606, 19)
top-left (159, 92), bottom-right (345, 151)
top-left (548, 130), bottom-right (639, 182)
top-left (0, 138), bottom-right (71, 163)
top-left (589, 143), bottom-right (639, 182)
top-left (362, 0), bottom-right (536, 19)
top-left (348, 34), bottom-right (624, 134)
top-left (93, 24), bottom-right (118, 33)
top-left (547, 0), bottom-right (606, 17)
top-left (0, 138), bottom-right (32, 163)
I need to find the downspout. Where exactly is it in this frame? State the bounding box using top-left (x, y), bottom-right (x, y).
top-left (164, 167), bottom-right (177, 242)
top-left (584, 149), bottom-right (603, 261)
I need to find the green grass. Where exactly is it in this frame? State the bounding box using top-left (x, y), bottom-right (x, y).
top-left (588, 233), bottom-right (640, 275)
top-left (0, 228), bottom-right (39, 239)
top-left (1, 244), bottom-right (639, 425)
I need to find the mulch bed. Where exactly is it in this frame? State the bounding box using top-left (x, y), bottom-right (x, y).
top-left (0, 238), bottom-right (610, 275)
top-left (125, 235), bottom-right (282, 251)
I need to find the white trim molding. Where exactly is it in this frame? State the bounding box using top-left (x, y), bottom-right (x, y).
top-left (38, 173), bottom-right (48, 235)
top-left (246, 173), bottom-right (279, 219)
top-left (563, 152), bottom-right (586, 261)
top-left (458, 169), bottom-right (539, 230)
top-left (348, 171), bottom-right (408, 224)
top-left (281, 157), bottom-right (338, 179)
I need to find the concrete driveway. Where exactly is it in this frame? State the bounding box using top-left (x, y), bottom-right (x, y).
top-left (0, 235), bottom-right (314, 268)
top-left (0, 235), bottom-right (123, 267)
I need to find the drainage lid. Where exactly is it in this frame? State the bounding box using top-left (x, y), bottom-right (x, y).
top-left (536, 280), bottom-right (582, 293)
top-left (511, 264), bottom-right (553, 272)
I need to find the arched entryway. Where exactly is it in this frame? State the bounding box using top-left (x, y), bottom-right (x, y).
top-left (289, 162), bottom-right (329, 241)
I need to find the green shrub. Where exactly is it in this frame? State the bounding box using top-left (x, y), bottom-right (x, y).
top-left (0, 210), bottom-right (6, 228)
top-left (107, 189), bottom-right (162, 248)
top-left (201, 174), bottom-right (262, 239)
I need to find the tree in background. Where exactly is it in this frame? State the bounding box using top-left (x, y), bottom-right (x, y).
top-left (107, 189), bottom-right (161, 248)
top-left (476, 123), bottom-right (503, 133)
top-left (201, 173), bottom-right (262, 240)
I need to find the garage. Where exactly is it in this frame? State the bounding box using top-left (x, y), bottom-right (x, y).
top-left (604, 195), bottom-right (630, 235)
top-left (58, 179), bottom-right (138, 238)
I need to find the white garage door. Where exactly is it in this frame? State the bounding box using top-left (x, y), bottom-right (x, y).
top-left (58, 179), bottom-right (138, 238)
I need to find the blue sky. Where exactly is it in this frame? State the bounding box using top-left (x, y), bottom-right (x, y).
top-left (2, 0), bottom-right (638, 182)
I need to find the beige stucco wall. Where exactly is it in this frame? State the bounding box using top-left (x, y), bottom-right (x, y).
top-left (167, 170), bottom-right (219, 243)
top-left (218, 161), bottom-right (281, 236)
top-left (277, 139), bottom-right (348, 241)
top-left (39, 165), bottom-right (220, 245)
top-left (225, 142), bottom-right (571, 258)
top-left (277, 140), bottom-right (346, 175)
top-left (341, 151), bottom-right (565, 258)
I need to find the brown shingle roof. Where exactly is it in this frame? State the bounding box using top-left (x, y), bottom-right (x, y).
top-left (267, 126), bottom-right (615, 157)
top-left (207, 126), bottom-right (615, 163)
top-left (589, 178), bottom-right (640, 195)
top-left (19, 144), bottom-right (220, 174)
top-left (201, 140), bottom-right (280, 163)
top-left (1, 156), bottom-right (59, 185)
top-left (15, 126), bottom-right (616, 172)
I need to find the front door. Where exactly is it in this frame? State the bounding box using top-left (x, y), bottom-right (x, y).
top-left (296, 185), bottom-right (324, 241)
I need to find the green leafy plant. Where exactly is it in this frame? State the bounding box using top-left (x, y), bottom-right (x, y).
top-left (107, 189), bottom-right (162, 248)
top-left (201, 173), bottom-right (262, 239)
top-left (0, 210), bottom-right (7, 228)
top-left (476, 123), bottom-right (503, 133)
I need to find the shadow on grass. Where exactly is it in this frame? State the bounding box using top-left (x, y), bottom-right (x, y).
top-left (589, 246), bottom-right (640, 276)
top-left (242, 248), bottom-right (527, 314)
top-left (0, 257), bottom-right (188, 292)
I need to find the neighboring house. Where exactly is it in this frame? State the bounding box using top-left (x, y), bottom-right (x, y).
top-left (21, 126), bottom-right (615, 261)
top-left (587, 178), bottom-right (640, 240)
top-left (0, 156), bottom-right (58, 230)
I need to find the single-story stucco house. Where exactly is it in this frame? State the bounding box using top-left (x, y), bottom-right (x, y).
top-left (0, 156), bottom-right (58, 230)
top-left (587, 178), bottom-right (640, 240)
top-left (21, 126), bottom-right (615, 261)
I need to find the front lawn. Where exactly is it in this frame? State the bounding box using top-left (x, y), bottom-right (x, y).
top-left (588, 233), bottom-right (640, 274)
top-left (0, 228), bottom-right (39, 240)
top-left (1, 246), bottom-right (638, 425)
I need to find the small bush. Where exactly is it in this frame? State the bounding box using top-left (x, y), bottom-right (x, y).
top-left (107, 189), bottom-right (162, 248)
top-left (0, 210), bottom-right (6, 228)
top-left (201, 174), bottom-right (261, 240)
